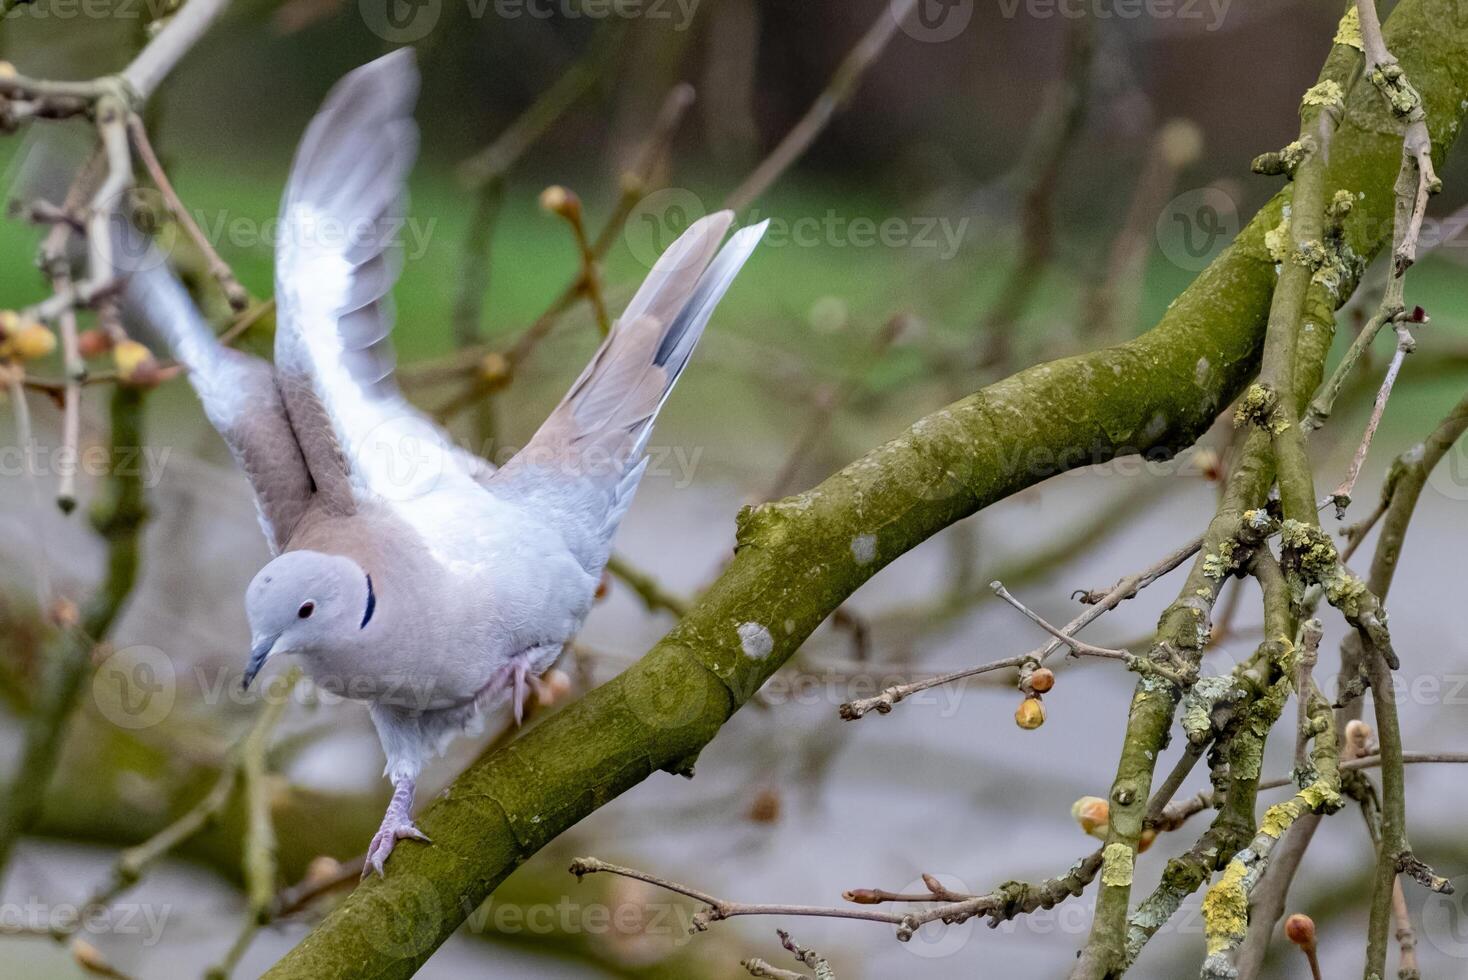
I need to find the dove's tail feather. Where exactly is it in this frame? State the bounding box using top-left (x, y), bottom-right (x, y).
top-left (493, 211), bottom-right (766, 569)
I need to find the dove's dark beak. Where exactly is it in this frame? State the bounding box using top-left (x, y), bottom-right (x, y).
top-left (243, 636), bottom-right (277, 690)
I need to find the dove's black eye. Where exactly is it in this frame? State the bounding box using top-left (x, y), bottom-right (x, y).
top-left (298, 602), bottom-right (315, 619)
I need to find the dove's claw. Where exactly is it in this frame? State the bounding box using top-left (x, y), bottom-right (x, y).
top-left (362, 777), bottom-right (428, 878)
top-left (363, 819), bottom-right (430, 878)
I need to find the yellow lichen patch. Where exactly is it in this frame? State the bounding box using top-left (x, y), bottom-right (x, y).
top-left (1303, 80), bottom-right (1345, 110)
top-left (1300, 781), bottom-right (1342, 813)
top-left (1263, 216), bottom-right (1292, 263)
top-left (1281, 519), bottom-right (1338, 581)
top-left (1323, 568), bottom-right (1370, 618)
top-left (1101, 842), bottom-right (1134, 888)
top-left (1334, 5), bottom-right (1363, 51)
top-left (1202, 860), bottom-right (1250, 955)
top-left (1261, 800), bottom-right (1303, 839)
top-left (1295, 239), bottom-right (1328, 271)
top-left (1233, 383), bottom-right (1282, 432)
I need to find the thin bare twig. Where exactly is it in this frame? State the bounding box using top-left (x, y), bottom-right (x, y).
top-left (1331, 320), bottom-right (1417, 512)
top-left (725, 0), bottom-right (918, 211)
top-left (126, 113), bottom-right (248, 311)
top-left (840, 530), bottom-right (1201, 719)
top-left (989, 581), bottom-right (1133, 661)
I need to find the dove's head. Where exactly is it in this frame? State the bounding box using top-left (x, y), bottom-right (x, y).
top-left (243, 550), bottom-right (374, 689)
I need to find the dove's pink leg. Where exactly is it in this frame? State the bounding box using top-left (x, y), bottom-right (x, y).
top-left (363, 776), bottom-right (430, 878)
top-left (512, 657), bottom-right (528, 725)
top-left (478, 649), bottom-right (555, 727)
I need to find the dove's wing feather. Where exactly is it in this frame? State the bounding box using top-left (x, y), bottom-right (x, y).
top-left (116, 232), bottom-right (313, 552)
top-left (273, 49), bottom-right (490, 514)
top-left (491, 212), bottom-right (766, 572)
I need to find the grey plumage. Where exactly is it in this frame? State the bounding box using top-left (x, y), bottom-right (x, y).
top-left (114, 49), bottom-right (766, 875)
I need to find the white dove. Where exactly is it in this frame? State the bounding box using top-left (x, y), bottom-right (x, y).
top-left (116, 49), bottom-right (765, 875)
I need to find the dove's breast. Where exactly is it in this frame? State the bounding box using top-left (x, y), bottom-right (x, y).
top-left (369, 483), bottom-right (600, 702)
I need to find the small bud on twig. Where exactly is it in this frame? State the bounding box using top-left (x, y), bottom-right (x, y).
top-left (49, 596), bottom-right (79, 629)
top-left (71, 938), bottom-right (113, 975)
top-left (1015, 697), bottom-right (1045, 730)
top-left (8, 322), bottom-right (57, 360)
top-left (1028, 667), bottom-right (1055, 693)
top-left (478, 351), bottom-right (512, 389)
top-left (77, 328), bottom-right (113, 358)
top-left (113, 339), bottom-right (161, 386)
top-left (1285, 912), bottom-right (1322, 980)
top-left (1072, 796), bottom-right (1109, 838)
top-left (536, 668), bottom-right (572, 707)
top-left (1344, 719), bottom-right (1373, 758)
top-left (1285, 912), bottom-right (1315, 947)
top-left (746, 787), bottom-right (781, 824)
top-left (539, 185), bottom-right (582, 222)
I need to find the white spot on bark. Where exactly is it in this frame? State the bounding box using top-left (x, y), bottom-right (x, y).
top-left (1194, 356), bottom-right (1210, 385)
top-left (737, 622), bottom-right (773, 660)
top-left (851, 533), bottom-right (877, 565)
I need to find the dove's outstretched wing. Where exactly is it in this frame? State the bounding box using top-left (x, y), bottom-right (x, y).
top-left (491, 211), bottom-right (766, 571)
top-left (273, 49), bottom-right (489, 512)
top-left (115, 230), bottom-right (313, 553)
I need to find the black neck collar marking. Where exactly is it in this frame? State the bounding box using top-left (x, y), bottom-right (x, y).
top-left (360, 573), bottom-right (376, 629)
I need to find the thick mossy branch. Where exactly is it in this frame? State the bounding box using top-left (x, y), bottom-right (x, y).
top-left (267, 4), bottom-right (1468, 977)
